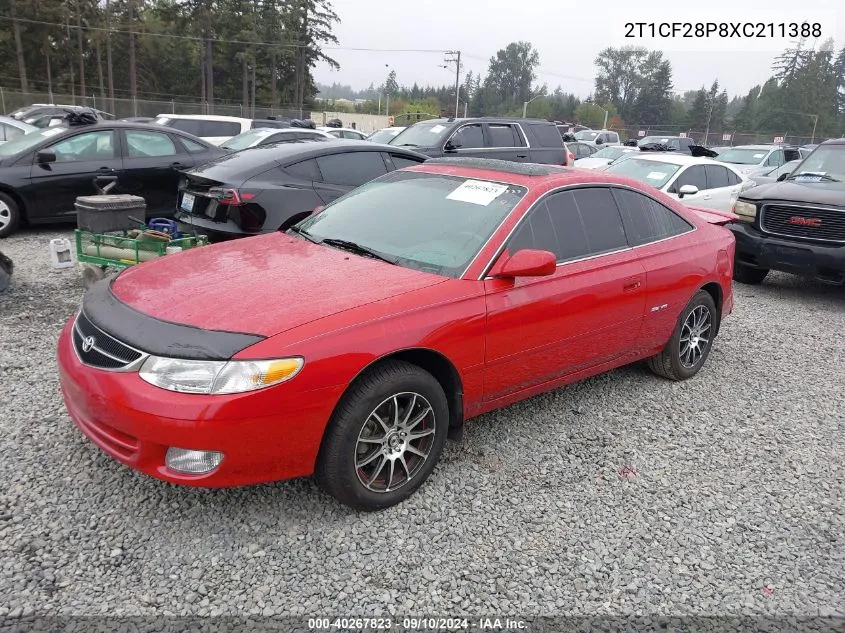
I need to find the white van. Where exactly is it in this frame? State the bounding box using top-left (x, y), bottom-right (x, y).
top-left (153, 114), bottom-right (289, 146)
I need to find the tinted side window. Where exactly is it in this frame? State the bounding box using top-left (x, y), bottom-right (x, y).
top-left (179, 137), bottom-right (208, 153)
top-left (568, 188), bottom-right (628, 255)
top-left (672, 165), bottom-right (707, 191)
top-left (612, 188), bottom-right (693, 247)
top-left (704, 165), bottom-right (729, 189)
top-left (528, 123), bottom-right (565, 148)
top-left (50, 131), bottom-right (115, 161)
top-left (125, 130), bottom-right (177, 157)
top-left (316, 152), bottom-right (388, 186)
top-left (725, 169), bottom-right (741, 185)
top-left (202, 121), bottom-right (242, 137)
top-left (507, 201), bottom-right (562, 257)
top-left (285, 158), bottom-right (322, 181)
top-left (389, 154), bottom-right (424, 170)
top-left (487, 124), bottom-right (520, 148)
top-left (451, 124), bottom-right (484, 149)
top-left (168, 119), bottom-right (205, 136)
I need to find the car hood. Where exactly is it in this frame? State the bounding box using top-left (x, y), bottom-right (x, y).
top-left (574, 157), bottom-right (611, 169)
top-left (110, 233), bottom-right (447, 337)
top-left (740, 180), bottom-right (845, 206)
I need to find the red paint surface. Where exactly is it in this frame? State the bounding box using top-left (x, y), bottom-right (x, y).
top-left (59, 163), bottom-right (735, 487)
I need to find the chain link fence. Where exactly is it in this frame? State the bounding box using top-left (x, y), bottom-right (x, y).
top-left (0, 88), bottom-right (303, 121)
top-left (612, 124), bottom-right (820, 147)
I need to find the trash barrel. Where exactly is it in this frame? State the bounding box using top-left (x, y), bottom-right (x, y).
top-left (75, 195), bottom-right (147, 233)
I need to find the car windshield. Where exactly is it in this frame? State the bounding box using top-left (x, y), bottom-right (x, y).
top-left (787, 145), bottom-right (845, 182)
top-left (368, 128), bottom-right (403, 143)
top-left (0, 126), bottom-right (66, 157)
top-left (715, 148), bottom-right (769, 164)
top-left (221, 129), bottom-right (278, 150)
top-left (295, 171), bottom-right (527, 278)
top-left (388, 121), bottom-right (450, 147)
top-left (604, 158), bottom-right (681, 189)
top-left (591, 147), bottom-right (627, 160)
top-left (574, 131), bottom-right (598, 141)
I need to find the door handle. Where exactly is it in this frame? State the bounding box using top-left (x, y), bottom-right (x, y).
top-left (516, 154), bottom-right (528, 159)
top-left (702, 194), bottom-right (712, 200)
top-left (97, 166), bottom-right (115, 173)
top-left (171, 162), bottom-right (185, 168)
top-left (623, 279), bottom-right (642, 292)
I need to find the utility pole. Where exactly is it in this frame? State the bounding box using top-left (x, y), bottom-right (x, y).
top-left (444, 50), bottom-right (461, 118)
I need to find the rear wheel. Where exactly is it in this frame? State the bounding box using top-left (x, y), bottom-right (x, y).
top-left (647, 290), bottom-right (717, 381)
top-left (733, 263), bottom-right (769, 285)
top-left (316, 360), bottom-right (449, 511)
top-left (0, 193), bottom-right (21, 238)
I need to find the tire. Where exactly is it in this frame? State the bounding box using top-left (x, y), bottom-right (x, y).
top-left (316, 360), bottom-right (449, 511)
top-left (733, 263), bottom-right (768, 285)
top-left (647, 290), bottom-right (718, 381)
top-left (0, 192), bottom-right (21, 239)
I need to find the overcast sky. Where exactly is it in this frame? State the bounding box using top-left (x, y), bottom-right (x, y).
top-left (313, 0), bottom-right (843, 99)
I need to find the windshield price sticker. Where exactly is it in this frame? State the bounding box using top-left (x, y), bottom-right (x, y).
top-left (430, 124), bottom-right (446, 134)
top-left (447, 180), bottom-right (509, 206)
top-left (795, 175), bottom-right (823, 182)
top-left (646, 171), bottom-right (666, 180)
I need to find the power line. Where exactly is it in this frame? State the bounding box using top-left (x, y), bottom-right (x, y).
top-left (0, 15), bottom-right (451, 53)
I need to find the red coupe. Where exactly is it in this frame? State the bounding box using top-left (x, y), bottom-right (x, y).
top-left (58, 159), bottom-right (736, 510)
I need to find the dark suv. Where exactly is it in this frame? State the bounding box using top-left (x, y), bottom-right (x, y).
top-left (388, 117), bottom-right (566, 165)
top-left (728, 138), bottom-right (845, 286)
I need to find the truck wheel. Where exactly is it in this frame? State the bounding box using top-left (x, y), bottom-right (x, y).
top-left (733, 263), bottom-right (768, 285)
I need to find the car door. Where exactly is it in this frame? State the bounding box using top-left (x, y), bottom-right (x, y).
top-left (444, 123), bottom-right (485, 157)
top-left (483, 123), bottom-right (527, 162)
top-left (610, 187), bottom-right (700, 352)
top-left (702, 164), bottom-right (741, 211)
top-left (666, 164), bottom-right (708, 206)
top-left (29, 129), bottom-right (122, 220)
top-left (120, 129), bottom-right (192, 215)
top-left (483, 187), bottom-right (646, 401)
top-left (311, 151), bottom-right (390, 203)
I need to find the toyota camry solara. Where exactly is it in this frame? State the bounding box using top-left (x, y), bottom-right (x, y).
top-left (58, 158), bottom-right (736, 510)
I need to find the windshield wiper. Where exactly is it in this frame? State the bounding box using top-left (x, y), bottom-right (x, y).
top-left (320, 238), bottom-right (397, 265)
top-left (396, 143), bottom-right (419, 147)
top-left (286, 225), bottom-right (320, 243)
top-left (787, 172), bottom-right (840, 182)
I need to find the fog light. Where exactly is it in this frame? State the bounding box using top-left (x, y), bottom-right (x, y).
top-left (165, 447), bottom-right (224, 474)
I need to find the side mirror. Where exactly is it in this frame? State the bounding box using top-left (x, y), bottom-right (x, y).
top-left (777, 173), bottom-right (789, 182)
top-left (444, 139), bottom-right (460, 152)
top-left (678, 184), bottom-right (699, 198)
top-left (491, 249), bottom-right (557, 279)
top-left (595, 137), bottom-right (604, 145)
top-left (36, 149), bottom-right (56, 164)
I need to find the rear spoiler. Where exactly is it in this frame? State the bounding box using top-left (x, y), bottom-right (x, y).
top-left (687, 206), bottom-right (739, 226)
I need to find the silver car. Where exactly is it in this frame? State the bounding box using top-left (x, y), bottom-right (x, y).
top-left (0, 116), bottom-right (37, 145)
top-left (714, 145), bottom-right (802, 176)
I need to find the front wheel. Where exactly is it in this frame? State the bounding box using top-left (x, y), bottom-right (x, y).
top-left (647, 290), bottom-right (717, 381)
top-left (0, 193), bottom-right (21, 238)
top-left (316, 360), bottom-right (449, 511)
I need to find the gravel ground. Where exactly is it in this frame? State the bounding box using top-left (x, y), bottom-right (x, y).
top-left (0, 227), bottom-right (843, 621)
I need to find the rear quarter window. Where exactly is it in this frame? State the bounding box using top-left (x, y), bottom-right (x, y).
top-left (202, 121), bottom-right (242, 137)
top-left (527, 123), bottom-right (565, 148)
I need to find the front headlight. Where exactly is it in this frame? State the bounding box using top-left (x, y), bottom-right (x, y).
top-left (733, 200), bottom-right (758, 222)
top-left (139, 356), bottom-right (304, 394)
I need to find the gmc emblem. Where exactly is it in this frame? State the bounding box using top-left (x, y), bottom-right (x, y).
top-left (787, 216), bottom-right (822, 227)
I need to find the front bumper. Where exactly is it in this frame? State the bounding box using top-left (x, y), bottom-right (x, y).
top-left (727, 221), bottom-right (845, 285)
top-left (57, 320), bottom-right (345, 487)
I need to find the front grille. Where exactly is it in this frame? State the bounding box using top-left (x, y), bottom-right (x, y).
top-left (760, 204), bottom-right (845, 243)
top-left (72, 312), bottom-right (144, 370)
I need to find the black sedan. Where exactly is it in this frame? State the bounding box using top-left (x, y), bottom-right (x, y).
top-left (175, 140), bottom-right (428, 239)
top-left (0, 121), bottom-right (223, 237)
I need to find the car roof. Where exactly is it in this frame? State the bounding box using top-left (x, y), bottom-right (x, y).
top-left (619, 153), bottom-right (725, 166)
top-left (155, 114), bottom-right (251, 124)
top-left (0, 115), bottom-right (36, 129)
top-left (729, 144), bottom-right (777, 150)
top-left (318, 126), bottom-right (365, 132)
top-left (226, 139), bottom-right (426, 164)
top-left (409, 117), bottom-right (552, 125)
top-left (409, 157), bottom-right (660, 190)
top-left (820, 138), bottom-right (845, 145)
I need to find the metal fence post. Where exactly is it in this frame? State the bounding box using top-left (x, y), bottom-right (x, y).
top-left (0, 87), bottom-right (5, 114)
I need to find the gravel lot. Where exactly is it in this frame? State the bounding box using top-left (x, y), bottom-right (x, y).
top-left (1, 227), bottom-right (843, 620)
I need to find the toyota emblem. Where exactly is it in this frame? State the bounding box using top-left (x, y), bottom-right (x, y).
top-left (81, 336), bottom-right (96, 353)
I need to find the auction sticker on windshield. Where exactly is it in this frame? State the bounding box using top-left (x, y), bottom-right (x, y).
top-left (446, 180), bottom-right (509, 206)
top-left (647, 171), bottom-right (667, 180)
